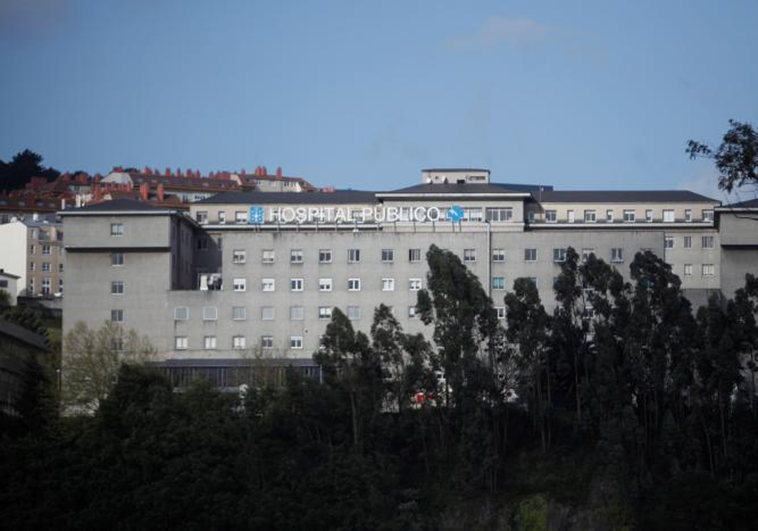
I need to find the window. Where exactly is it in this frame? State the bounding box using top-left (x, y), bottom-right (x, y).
top-left (409, 278), bottom-right (422, 291)
top-left (663, 210), bottom-right (675, 223)
top-left (463, 249), bottom-right (477, 262)
top-left (41, 278), bottom-right (51, 295)
top-left (319, 249), bottom-right (332, 263)
top-left (319, 306), bottom-right (332, 320)
top-left (381, 249), bottom-right (395, 262)
top-left (553, 248), bottom-right (566, 262)
top-left (684, 264), bottom-right (693, 276)
top-left (492, 249), bottom-right (506, 262)
top-left (319, 278), bottom-right (333, 291)
top-left (492, 277), bottom-right (505, 290)
top-left (567, 210), bottom-right (575, 223)
top-left (235, 211), bottom-right (247, 224)
top-left (174, 307), bottom-right (189, 320)
top-left (606, 209), bottom-right (614, 222)
top-left (684, 209), bottom-right (692, 222)
top-left (290, 306), bottom-right (304, 320)
top-left (290, 278), bottom-right (304, 291)
top-left (175, 336), bottom-right (188, 350)
top-left (645, 210), bottom-right (654, 222)
top-left (545, 210), bottom-right (557, 223)
top-left (42, 262), bottom-right (51, 273)
top-left (527, 277), bottom-right (538, 287)
top-left (233, 307), bottom-right (247, 320)
top-left (684, 236), bottom-right (692, 249)
top-left (196, 211), bottom-right (208, 224)
top-left (465, 207), bottom-right (484, 221)
top-left (348, 278), bottom-right (361, 291)
top-left (204, 336), bottom-right (217, 350)
top-left (203, 307), bottom-right (218, 321)
top-left (702, 264), bottom-right (715, 276)
top-left (495, 307), bottom-right (506, 319)
top-left (196, 237), bottom-right (208, 251)
top-left (382, 278), bottom-right (395, 291)
top-left (233, 336), bottom-right (246, 350)
top-left (611, 248), bottom-right (624, 263)
top-left (111, 309), bottom-right (124, 322)
top-left (584, 210), bottom-right (597, 222)
top-left (30, 244), bottom-right (36, 255)
top-left (29, 262), bottom-right (35, 272)
top-left (233, 278), bottom-right (247, 292)
top-left (290, 336), bottom-right (303, 350)
top-left (702, 210), bottom-right (714, 222)
top-left (702, 236), bottom-right (714, 249)
top-left (58, 263), bottom-right (64, 273)
top-left (409, 248), bottom-right (422, 262)
top-left (525, 248), bottom-right (538, 262)
top-left (261, 336), bottom-right (274, 349)
top-left (110, 223), bottom-right (123, 236)
top-left (111, 253), bottom-right (124, 266)
top-left (290, 249), bottom-right (304, 264)
top-left (347, 306), bottom-right (361, 320)
top-left (261, 250), bottom-right (275, 264)
top-left (58, 278), bottom-right (63, 293)
top-left (581, 248), bottom-right (595, 262)
top-left (260, 278), bottom-right (274, 292)
top-left (348, 249), bottom-right (361, 263)
top-left (232, 250), bottom-right (246, 264)
top-left (218, 211), bottom-right (226, 224)
top-left (664, 237), bottom-right (674, 249)
top-left (111, 281), bottom-right (124, 294)
top-left (408, 306), bottom-right (418, 319)
top-left (623, 210), bottom-right (636, 222)
top-left (42, 245), bottom-right (51, 255)
top-left (486, 207), bottom-right (513, 222)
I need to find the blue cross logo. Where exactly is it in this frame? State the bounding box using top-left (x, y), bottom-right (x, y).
top-left (447, 205), bottom-right (465, 222)
top-left (249, 206), bottom-right (265, 224)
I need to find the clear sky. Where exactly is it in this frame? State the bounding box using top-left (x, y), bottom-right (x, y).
top-left (1, 0), bottom-right (756, 199)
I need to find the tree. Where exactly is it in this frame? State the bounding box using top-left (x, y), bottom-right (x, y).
top-left (416, 244), bottom-right (502, 407)
top-left (687, 120), bottom-right (758, 194)
top-left (0, 149), bottom-right (60, 192)
top-left (313, 307), bottom-right (379, 448)
top-left (504, 277), bottom-right (552, 450)
top-left (62, 321), bottom-right (155, 414)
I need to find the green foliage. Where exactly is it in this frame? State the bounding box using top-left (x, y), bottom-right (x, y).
top-left (2, 250), bottom-right (758, 530)
top-left (688, 119), bottom-right (758, 193)
top-left (516, 494), bottom-right (548, 531)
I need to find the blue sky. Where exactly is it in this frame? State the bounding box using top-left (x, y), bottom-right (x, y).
top-left (1, 0), bottom-right (756, 200)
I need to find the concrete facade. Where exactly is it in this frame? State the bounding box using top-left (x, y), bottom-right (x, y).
top-left (59, 170), bottom-right (758, 386)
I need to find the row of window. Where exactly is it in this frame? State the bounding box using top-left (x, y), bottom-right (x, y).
top-left (174, 303), bottom-right (425, 323)
top-left (29, 262), bottom-right (64, 273)
top-left (175, 335), bottom-right (303, 351)
top-left (664, 235), bottom-right (716, 249)
top-left (541, 209), bottom-right (714, 223)
top-left (227, 276), bottom-right (422, 292)
top-left (234, 248), bottom-right (425, 265)
top-left (196, 207), bottom-right (515, 225)
top-left (231, 247), bottom-right (624, 265)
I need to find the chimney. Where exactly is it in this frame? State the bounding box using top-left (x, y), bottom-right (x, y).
top-left (157, 183), bottom-right (165, 201)
top-left (276, 167), bottom-right (283, 178)
top-left (139, 182), bottom-right (149, 201)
